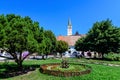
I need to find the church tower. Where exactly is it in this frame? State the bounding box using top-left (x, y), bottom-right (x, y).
top-left (67, 18), bottom-right (72, 36)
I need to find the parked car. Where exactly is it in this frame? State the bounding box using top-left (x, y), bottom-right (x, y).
top-left (72, 51), bottom-right (83, 58)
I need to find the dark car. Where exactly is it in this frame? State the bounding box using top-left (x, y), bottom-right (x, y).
top-left (73, 51), bottom-right (83, 58)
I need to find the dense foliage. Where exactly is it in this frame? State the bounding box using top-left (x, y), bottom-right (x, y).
top-left (75, 19), bottom-right (120, 56)
top-left (0, 14), bottom-right (57, 68)
top-left (40, 30), bottom-right (57, 59)
top-left (56, 40), bottom-right (69, 57)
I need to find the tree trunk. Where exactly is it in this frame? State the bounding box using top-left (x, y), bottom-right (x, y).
top-left (42, 55), bottom-right (45, 60)
top-left (46, 54), bottom-right (48, 59)
top-left (94, 51), bottom-right (96, 58)
top-left (101, 53), bottom-right (104, 59)
top-left (9, 52), bottom-right (23, 70)
top-left (53, 53), bottom-right (56, 58)
top-left (60, 53), bottom-right (62, 58)
top-left (17, 60), bottom-right (23, 70)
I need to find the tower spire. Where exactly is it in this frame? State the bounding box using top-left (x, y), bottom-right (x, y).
top-left (67, 18), bottom-right (72, 36)
top-left (68, 18), bottom-right (72, 26)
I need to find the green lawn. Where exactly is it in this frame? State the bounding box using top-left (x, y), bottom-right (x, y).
top-left (1, 58), bottom-right (120, 80)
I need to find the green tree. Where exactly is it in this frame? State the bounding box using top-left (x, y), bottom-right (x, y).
top-left (39, 37), bottom-right (52, 59)
top-left (75, 37), bottom-right (87, 51)
top-left (0, 14), bottom-right (43, 68)
top-left (37, 30), bottom-right (57, 59)
top-left (56, 40), bottom-right (69, 58)
top-left (75, 19), bottom-right (120, 57)
top-left (43, 30), bottom-right (57, 58)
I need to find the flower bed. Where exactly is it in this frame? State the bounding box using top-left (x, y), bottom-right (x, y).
top-left (40, 63), bottom-right (92, 77)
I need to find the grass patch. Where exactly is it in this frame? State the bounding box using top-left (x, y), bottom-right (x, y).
top-left (0, 58), bottom-right (120, 80)
top-left (51, 64), bottom-right (86, 72)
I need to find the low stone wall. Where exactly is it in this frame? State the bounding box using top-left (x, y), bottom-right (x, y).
top-left (40, 63), bottom-right (92, 77)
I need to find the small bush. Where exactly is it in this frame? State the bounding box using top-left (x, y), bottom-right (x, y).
top-left (104, 52), bottom-right (120, 61)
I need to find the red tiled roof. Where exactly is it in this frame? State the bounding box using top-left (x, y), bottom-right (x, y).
top-left (57, 35), bottom-right (85, 46)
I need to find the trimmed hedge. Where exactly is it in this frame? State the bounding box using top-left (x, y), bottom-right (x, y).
top-left (104, 52), bottom-right (120, 61)
top-left (40, 63), bottom-right (92, 77)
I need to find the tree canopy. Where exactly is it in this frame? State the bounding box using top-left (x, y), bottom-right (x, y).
top-left (56, 40), bottom-right (69, 57)
top-left (0, 14), bottom-right (45, 68)
top-left (43, 30), bottom-right (57, 53)
top-left (75, 19), bottom-right (120, 55)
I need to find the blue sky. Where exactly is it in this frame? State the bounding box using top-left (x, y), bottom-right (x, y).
top-left (0, 0), bottom-right (120, 36)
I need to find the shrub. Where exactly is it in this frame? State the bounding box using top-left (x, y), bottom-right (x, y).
top-left (104, 52), bottom-right (120, 61)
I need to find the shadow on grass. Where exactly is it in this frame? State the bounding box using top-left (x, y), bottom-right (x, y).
top-left (0, 63), bottom-right (40, 79)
